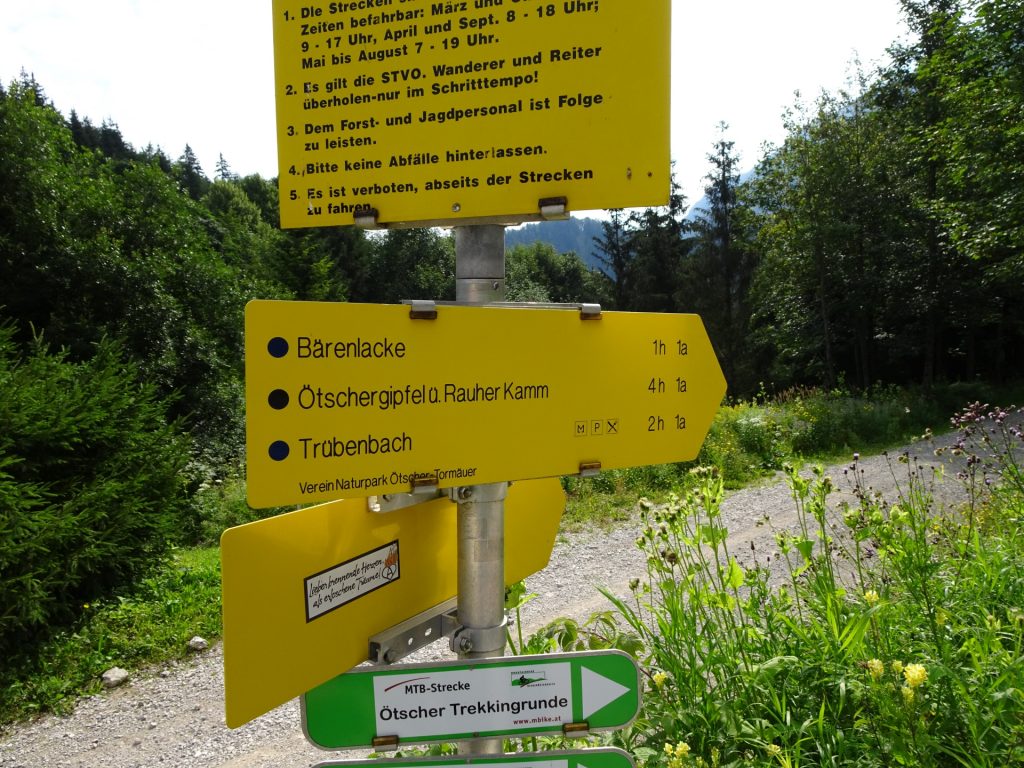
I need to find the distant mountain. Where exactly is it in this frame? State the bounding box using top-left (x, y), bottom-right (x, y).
top-left (504, 217), bottom-right (606, 270)
top-left (684, 167), bottom-right (759, 222)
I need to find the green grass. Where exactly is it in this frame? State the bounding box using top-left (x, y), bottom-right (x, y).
top-left (0, 547), bottom-right (221, 724)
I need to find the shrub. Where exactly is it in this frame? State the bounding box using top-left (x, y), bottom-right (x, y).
top-left (0, 325), bottom-right (190, 658)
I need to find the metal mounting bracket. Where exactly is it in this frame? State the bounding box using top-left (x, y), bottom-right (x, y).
top-left (578, 461), bottom-right (602, 478)
top-left (367, 487), bottom-right (448, 514)
top-left (368, 597), bottom-right (459, 665)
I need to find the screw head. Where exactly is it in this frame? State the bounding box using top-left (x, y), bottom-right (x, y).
top-left (458, 636), bottom-right (473, 653)
top-left (457, 487), bottom-right (474, 501)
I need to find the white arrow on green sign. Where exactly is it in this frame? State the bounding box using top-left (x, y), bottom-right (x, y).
top-left (302, 651), bottom-right (641, 749)
top-left (313, 748), bottom-right (636, 768)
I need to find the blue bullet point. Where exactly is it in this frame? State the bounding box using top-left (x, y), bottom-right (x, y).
top-left (267, 337), bottom-right (289, 358)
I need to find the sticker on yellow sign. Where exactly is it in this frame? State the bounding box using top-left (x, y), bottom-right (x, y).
top-left (222, 477), bottom-right (564, 729)
top-left (245, 301), bottom-right (726, 509)
top-left (271, 0), bottom-right (670, 227)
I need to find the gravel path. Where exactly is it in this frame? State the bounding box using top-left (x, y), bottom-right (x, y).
top-left (0, 431), bottom-right (974, 768)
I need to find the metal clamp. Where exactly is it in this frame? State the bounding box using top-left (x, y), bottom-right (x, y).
top-left (407, 299), bottom-right (438, 320)
top-left (563, 722), bottom-right (591, 738)
top-left (371, 735), bottom-right (400, 751)
top-left (539, 196), bottom-right (569, 220)
top-left (449, 617), bottom-right (508, 655)
top-left (353, 208), bottom-right (380, 229)
top-left (580, 303), bottom-right (602, 320)
top-left (411, 473), bottom-right (440, 492)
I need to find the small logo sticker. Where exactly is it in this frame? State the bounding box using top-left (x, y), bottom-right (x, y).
top-left (511, 671), bottom-right (549, 687)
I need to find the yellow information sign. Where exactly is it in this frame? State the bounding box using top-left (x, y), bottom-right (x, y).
top-left (245, 301), bottom-right (726, 509)
top-left (271, 0), bottom-right (670, 227)
top-left (222, 478), bottom-right (564, 728)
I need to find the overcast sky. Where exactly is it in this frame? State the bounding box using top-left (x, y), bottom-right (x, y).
top-left (1, 0), bottom-right (908, 212)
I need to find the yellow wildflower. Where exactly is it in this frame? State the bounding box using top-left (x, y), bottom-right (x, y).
top-left (891, 660), bottom-right (904, 675)
top-left (936, 607), bottom-right (949, 626)
top-left (903, 663), bottom-right (928, 688)
top-left (901, 684), bottom-right (915, 704)
top-left (674, 742), bottom-right (690, 758)
top-left (867, 658), bottom-right (884, 680)
top-left (766, 744), bottom-right (782, 757)
top-left (664, 743), bottom-right (675, 756)
top-left (653, 671), bottom-right (668, 689)
top-left (864, 589), bottom-right (880, 606)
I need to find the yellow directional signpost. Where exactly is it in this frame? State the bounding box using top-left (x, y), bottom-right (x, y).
top-left (225, 2), bottom-right (704, 758)
top-left (271, 0), bottom-right (670, 228)
top-left (222, 478), bottom-right (565, 728)
top-left (245, 301), bottom-right (727, 509)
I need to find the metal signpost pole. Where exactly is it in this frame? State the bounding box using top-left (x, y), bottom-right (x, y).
top-left (454, 225), bottom-right (507, 756)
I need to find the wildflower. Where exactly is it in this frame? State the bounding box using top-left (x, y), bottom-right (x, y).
top-left (664, 743), bottom-right (675, 756)
top-left (901, 685), bottom-right (915, 704)
top-left (629, 578), bottom-right (641, 592)
top-left (864, 589), bottom-right (880, 606)
top-left (766, 744), bottom-right (782, 758)
top-left (891, 660), bottom-right (904, 675)
top-left (652, 671), bottom-right (668, 689)
top-left (986, 614), bottom-right (1001, 631)
top-left (867, 658), bottom-right (884, 680)
top-left (674, 742), bottom-right (691, 758)
top-left (936, 608), bottom-right (949, 626)
top-left (903, 663), bottom-right (927, 688)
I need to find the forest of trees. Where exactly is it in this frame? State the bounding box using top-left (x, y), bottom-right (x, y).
top-left (0, 0), bottom-right (1021, 653)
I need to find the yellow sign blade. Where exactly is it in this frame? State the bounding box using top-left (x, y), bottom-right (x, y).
top-left (271, 0), bottom-right (670, 227)
top-left (222, 478), bottom-right (564, 729)
top-left (245, 302), bottom-right (726, 509)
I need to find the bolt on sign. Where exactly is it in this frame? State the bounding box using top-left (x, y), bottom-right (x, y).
top-left (313, 748), bottom-right (636, 768)
top-left (302, 650), bottom-right (641, 749)
top-left (245, 300), bottom-right (726, 509)
top-left (271, 0), bottom-right (670, 227)
top-left (222, 478), bottom-right (565, 729)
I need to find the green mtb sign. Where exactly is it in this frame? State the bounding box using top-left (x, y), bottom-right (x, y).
top-left (302, 650), bottom-right (641, 749)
